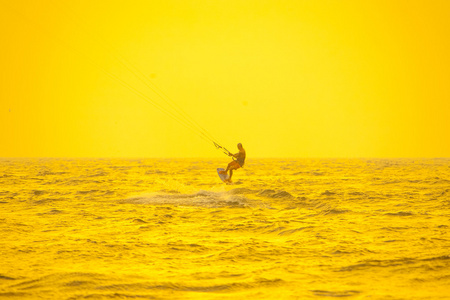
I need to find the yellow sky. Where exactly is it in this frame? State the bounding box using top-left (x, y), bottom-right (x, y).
top-left (1, 0), bottom-right (449, 158)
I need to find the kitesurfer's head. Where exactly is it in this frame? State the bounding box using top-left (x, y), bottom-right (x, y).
top-left (237, 143), bottom-right (243, 150)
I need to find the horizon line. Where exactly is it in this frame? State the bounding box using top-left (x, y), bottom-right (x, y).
top-left (1, 156), bottom-right (449, 160)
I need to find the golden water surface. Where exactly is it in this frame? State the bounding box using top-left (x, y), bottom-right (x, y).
top-left (1, 158), bottom-right (449, 299)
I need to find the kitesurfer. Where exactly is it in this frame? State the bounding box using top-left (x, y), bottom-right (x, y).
top-left (219, 143), bottom-right (246, 182)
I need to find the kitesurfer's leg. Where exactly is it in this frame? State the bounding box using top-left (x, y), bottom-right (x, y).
top-left (219, 167), bottom-right (228, 175)
top-left (227, 162), bottom-right (241, 182)
top-left (220, 161), bottom-right (234, 174)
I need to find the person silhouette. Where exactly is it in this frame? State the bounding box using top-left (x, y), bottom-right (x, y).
top-left (219, 143), bottom-right (246, 182)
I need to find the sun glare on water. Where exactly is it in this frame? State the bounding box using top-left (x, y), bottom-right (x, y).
top-left (1, 158), bottom-right (450, 298)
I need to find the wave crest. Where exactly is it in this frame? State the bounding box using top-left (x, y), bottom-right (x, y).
top-left (123, 190), bottom-right (263, 208)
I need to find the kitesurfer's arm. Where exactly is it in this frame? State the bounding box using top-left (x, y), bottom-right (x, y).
top-left (231, 152), bottom-right (239, 158)
top-left (231, 149), bottom-right (244, 158)
top-left (227, 151), bottom-right (237, 158)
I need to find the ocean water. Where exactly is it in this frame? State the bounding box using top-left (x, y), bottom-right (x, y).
top-left (1, 158), bottom-right (449, 299)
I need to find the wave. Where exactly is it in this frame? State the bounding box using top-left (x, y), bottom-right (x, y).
top-left (33, 197), bottom-right (65, 205)
top-left (37, 171), bottom-right (68, 176)
top-left (121, 187), bottom-right (351, 217)
top-left (337, 255), bottom-right (450, 273)
top-left (123, 190), bottom-right (263, 208)
top-left (94, 277), bottom-right (284, 293)
top-left (385, 211), bottom-right (414, 216)
top-left (311, 290), bottom-right (361, 297)
top-left (257, 189), bottom-right (295, 199)
top-left (122, 187), bottom-right (306, 209)
top-left (0, 274), bottom-right (15, 280)
top-left (4, 272), bottom-right (284, 298)
top-left (227, 188), bottom-right (296, 200)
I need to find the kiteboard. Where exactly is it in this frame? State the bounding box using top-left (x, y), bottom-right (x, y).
top-left (217, 168), bottom-right (231, 184)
